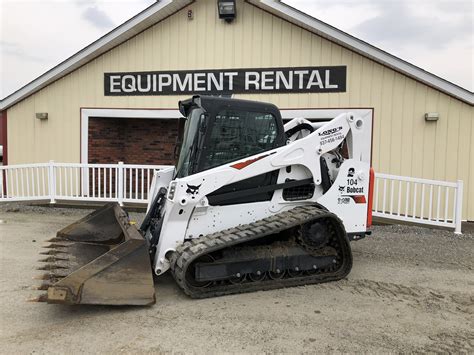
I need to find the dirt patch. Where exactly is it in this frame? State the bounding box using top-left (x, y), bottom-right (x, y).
top-left (0, 205), bottom-right (472, 353)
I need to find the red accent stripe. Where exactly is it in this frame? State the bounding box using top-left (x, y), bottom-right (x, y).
top-left (352, 195), bottom-right (366, 204)
top-left (367, 167), bottom-right (375, 227)
top-left (231, 154), bottom-right (269, 170)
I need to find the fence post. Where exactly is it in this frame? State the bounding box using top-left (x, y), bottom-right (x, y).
top-left (48, 160), bottom-right (56, 204)
top-left (82, 162), bottom-right (89, 197)
top-left (454, 180), bottom-right (463, 235)
top-left (118, 161), bottom-right (124, 206)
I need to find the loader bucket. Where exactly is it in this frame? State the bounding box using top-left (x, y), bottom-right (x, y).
top-left (34, 203), bottom-right (155, 306)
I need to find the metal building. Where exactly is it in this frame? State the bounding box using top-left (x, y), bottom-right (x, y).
top-left (0, 0), bottom-right (473, 220)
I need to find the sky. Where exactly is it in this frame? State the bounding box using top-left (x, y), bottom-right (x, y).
top-left (0, 0), bottom-right (472, 99)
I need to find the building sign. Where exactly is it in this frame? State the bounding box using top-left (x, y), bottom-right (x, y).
top-left (104, 66), bottom-right (346, 96)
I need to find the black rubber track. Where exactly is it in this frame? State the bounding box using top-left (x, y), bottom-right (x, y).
top-left (170, 205), bottom-right (353, 298)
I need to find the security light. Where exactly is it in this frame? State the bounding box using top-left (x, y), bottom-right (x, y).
top-left (218, 0), bottom-right (236, 22)
top-left (36, 112), bottom-right (48, 120)
top-left (425, 112), bottom-right (439, 122)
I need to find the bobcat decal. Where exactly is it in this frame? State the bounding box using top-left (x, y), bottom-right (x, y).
top-left (186, 184), bottom-right (202, 195)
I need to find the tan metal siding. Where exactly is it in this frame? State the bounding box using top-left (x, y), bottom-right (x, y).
top-left (6, 0), bottom-right (473, 219)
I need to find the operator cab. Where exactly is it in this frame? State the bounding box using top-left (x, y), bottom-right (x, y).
top-left (175, 95), bottom-right (286, 178)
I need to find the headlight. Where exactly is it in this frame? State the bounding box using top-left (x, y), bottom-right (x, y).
top-left (168, 181), bottom-right (177, 200)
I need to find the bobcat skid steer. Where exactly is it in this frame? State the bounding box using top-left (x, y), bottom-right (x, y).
top-left (33, 95), bottom-right (374, 305)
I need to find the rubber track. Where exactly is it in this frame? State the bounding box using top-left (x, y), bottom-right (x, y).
top-left (170, 205), bottom-right (352, 298)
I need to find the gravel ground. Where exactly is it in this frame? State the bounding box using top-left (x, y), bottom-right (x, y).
top-left (0, 203), bottom-right (473, 354)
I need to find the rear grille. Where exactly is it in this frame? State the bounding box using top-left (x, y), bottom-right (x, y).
top-left (282, 183), bottom-right (315, 201)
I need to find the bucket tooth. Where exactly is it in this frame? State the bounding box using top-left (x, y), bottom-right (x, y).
top-left (39, 256), bottom-right (68, 263)
top-left (28, 294), bottom-right (48, 302)
top-left (40, 250), bottom-right (65, 256)
top-left (43, 243), bottom-right (69, 249)
top-left (33, 271), bottom-right (67, 280)
top-left (46, 236), bottom-right (68, 243)
top-left (34, 282), bottom-right (53, 290)
top-left (36, 264), bottom-right (68, 271)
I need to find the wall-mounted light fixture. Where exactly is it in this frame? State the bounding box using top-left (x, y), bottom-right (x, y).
top-left (36, 112), bottom-right (48, 120)
top-left (424, 112), bottom-right (439, 122)
top-left (218, 0), bottom-right (236, 22)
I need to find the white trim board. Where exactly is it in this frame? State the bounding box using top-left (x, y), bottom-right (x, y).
top-left (80, 108), bottom-right (181, 164)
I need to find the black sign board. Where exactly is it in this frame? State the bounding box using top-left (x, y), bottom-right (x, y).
top-left (104, 66), bottom-right (346, 96)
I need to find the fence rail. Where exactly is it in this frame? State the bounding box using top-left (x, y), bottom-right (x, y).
top-left (0, 163), bottom-right (463, 234)
top-left (373, 173), bottom-right (463, 234)
top-left (0, 161), bottom-right (172, 205)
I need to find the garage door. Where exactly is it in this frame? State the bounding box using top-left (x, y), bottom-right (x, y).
top-left (88, 116), bottom-right (178, 165)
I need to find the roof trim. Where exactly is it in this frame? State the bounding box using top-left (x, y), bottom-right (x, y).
top-left (1, 0), bottom-right (472, 110)
top-left (248, 0), bottom-right (473, 105)
top-left (0, 0), bottom-right (193, 111)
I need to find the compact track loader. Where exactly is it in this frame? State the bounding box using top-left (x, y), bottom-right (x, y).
top-left (34, 96), bottom-right (374, 305)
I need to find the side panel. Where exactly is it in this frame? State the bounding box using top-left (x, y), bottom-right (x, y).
top-left (186, 201), bottom-right (294, 239)
top-left (317, 160), bottom-right (370, 233)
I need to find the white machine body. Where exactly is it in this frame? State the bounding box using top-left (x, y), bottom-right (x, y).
top-left (146, 112), bottom-right (373, 275)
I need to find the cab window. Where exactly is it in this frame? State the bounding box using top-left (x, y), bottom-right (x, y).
top-left (202, 110), bottom-right (278, 170)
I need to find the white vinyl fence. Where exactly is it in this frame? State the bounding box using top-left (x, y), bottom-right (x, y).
top-left (0, 161), bottom-right (172, 205)
top-left (373, 173), bottom-right (463, 234)
top-left (0, 163), bottom-right (464, 233)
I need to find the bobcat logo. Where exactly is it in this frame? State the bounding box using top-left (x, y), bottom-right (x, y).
top-left (186, 184), bottom-right (201, 195)
top-left (338, 185), bottom-right (345, 192)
